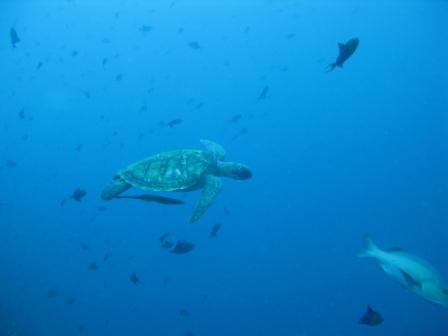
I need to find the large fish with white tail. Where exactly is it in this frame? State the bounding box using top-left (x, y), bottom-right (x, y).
top-left (358, 235), bottom-right (448, 308)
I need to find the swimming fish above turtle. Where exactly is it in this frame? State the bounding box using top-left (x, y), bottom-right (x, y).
top-left (101, 140), bottom-right (252, 223)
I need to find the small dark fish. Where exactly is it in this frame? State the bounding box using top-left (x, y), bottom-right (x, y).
top-left (103, 252), bottom-right (112, 261)
top-left (359, 305), bottom-right (383, 326)
top-left (195, 102), bottom-right (204, 110)
top-left (115, 73), bottom-right (123, 81)
top-left (229, 114), bottom-right (242, 124)
top-left (171, 241), bottom-right (195, 255)
top-left (210, 223), bottom-right (222, 238)
top-left (102, 57), bottom-right (108, 67)
top-left (75, 144), bottom-right (83, 151)
top-left (88, 262), bottom-right (98, 271)
top-left (167, 119), bottom-right (183, 128)
top-left (21, 135), bottom-right (29, 141)
top-left (115, 194), bottom-right (184, 205)
top-left (327, 38), bottom-right (359, 72)
top-left (178, 308), bottom-right (190, 317)
top-left (79, 243), bottom-right (89, 251)
top-left (159, 232), bottom-right (170, 243)
top-left (10, 28), bottom-right (20, 48)
top-left (71, 50), bottom-right (78, 57)
top-left (163, 275), bottom-right (170, 285)
top-left (66, 297), bottom-right (76, 304)
top-left (129, 272), bottom-right (139, 285)
top-left (139, 25), bottom-right (153, 33)
top-left (285, 32), bottom-right (296, 40)
top-left (19, 109), bottom-right (25, 120)
top-left (47, 288), bottom-right (58, 298)
top-left (162, 240), bottom-right (174, 249)
top-left (81, 90), bottom-right (91, 98)
top-left (36, 61), bottom-right (44, 70)
top-left (258, 86), bottom-right (269, 100)
top-left (6, 160), bottom-right (17, 168)
top-left (188, 41), bottom-right (200, 50)
top-left (71, 188), bottom-right (87, 202)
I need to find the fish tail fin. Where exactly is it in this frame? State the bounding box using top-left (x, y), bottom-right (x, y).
top-left (326, 63), bottom-right (337, 72)
top-left (357, 234), bottom-right (379, 258)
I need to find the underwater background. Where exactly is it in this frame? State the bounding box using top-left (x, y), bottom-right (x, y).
top-left (1, 0), bottom-right (447, 335)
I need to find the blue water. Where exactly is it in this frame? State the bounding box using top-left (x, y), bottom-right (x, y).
top-left (1, 1), bottom-right (447, 335)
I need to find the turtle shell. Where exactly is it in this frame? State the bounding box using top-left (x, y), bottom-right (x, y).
top-left (118, 149), bottom-right (213, 191)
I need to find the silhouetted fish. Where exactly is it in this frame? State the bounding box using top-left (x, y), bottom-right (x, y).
top-left (171, 241), bottom-right (195, 254)
top-left (359, 305), bottom-right (383, 326)
top-left (79, 243), bottom-right (89, 251)
top-left (129, 272), bottom-right (139, 285)
top-left (139, 25), bottom-right (153, 33)
top-left (115, 73), bottom-right (123, 81)
top-left (188, 41), bottom-right (200, 50)
top-left (115, 194), bottom-right (184, 205)
top-left (229, 114), bottom-right (242, 124)
top-left (258, 86), bottom-right (269, 100)
top-left (47, 288), bottom-right (59, 298)
top-left (71, 50), bottom-right (78, 57)
top-left (19, 109), bottom-right (25, 120)
top-left (327, 38), bottom-right (359, 72)
top-left (60, 188), bottom-right (87, 206)
top-left (10, 28), bottom-right (20, 48)
top-left (178, 308), bottom-right (190, 317)
top-left (88, 262), bottom-right (98, 271)
top-left (66, 297), bottom-right (76, 304)
top-left (210, 223), bottom-right (222, 238)
top-left (103, 252), bottom-right (112, 261)
top-left (167, 119), bottom-right (183, 128)
top-left (75, 144), bottom-right (83, 151)
top-left (6, 160), bottom-right (17, 168)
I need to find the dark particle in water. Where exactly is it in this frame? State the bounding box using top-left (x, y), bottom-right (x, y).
top-left (188, 41), bottom-right (200, 50)
top-left (129, 272), bottom-right (140, 285)
top-left (88, 262), bottom-right (98, 271)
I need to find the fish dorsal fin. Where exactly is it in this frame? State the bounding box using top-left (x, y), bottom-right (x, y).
top-left (388, 247), bottom-right (405, 252)
top-left (400, 270), bottom-right (422, 289)
top-left (338, 43), bottom-right (345, 51)
top-left (367, 305), bottom-right (374, 313)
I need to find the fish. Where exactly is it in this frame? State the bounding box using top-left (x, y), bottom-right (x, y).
top-left (75, 144), bottom-right (83, 151)
top-left (66, 297), bottom-right (76, 304)
top-left (167, 119), bottom-right (183, 128)
top-left (71, 50), bottom-right (78, 57)
top-left (188, 41), bottom-right (200, 50)
top-left (129, 272), bottom-right (139, 285)
top-left (36, 61), bottom-right (44, 70)
top-left (115, 194), bottom-right (184, 205)
top-left (358, 235), bottom-right (448, 308)
top-left (178, 308), bottom-right (190, 317)
top-left (139, 25), bottom-right (153, 33)
top-left (103, 252), bottom-right (112, 261)
top-left (88, 262), bottom-right (98, 271)
top-left (327, 38), bottom-right (359, 72)
top-left (171, 241), bottom-right (195, 254)
top-left (19, 109), bottom-right (25, 120)
top-left (229, 114), bottom-right (242, 124)
top-left (6, 160), bottom-right (17, 168)
top-left (10, 28), bottom-right (20, 48)
top-left (210, 223), bottom-right (222, 238)
top-left (47, 288), bottom-right (59, 298)
top-left (72, 188), bottom-right (87, 202)
top-left (224, 206), bottom-right (230, 216)
top-left (115, 73), bottom-right (123, 81)
top-left (359, 305), bottom-right (383, 326)
top-left (257, 86), bottom-right (269, 100)
top-left (79, 243), bottom-right (89, 251)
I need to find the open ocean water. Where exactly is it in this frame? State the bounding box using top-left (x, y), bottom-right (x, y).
top-left (1, 1), bottom-right (447, 335)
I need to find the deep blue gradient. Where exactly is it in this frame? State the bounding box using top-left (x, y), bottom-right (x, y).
top-left (1, 1), bottom-right (447, 335)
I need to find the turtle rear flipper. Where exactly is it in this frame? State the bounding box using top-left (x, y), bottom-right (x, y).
top-left (190, 175), bottom-right (222, 223)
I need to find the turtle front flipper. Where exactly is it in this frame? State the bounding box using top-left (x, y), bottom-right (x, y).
top-left (190, 175), bottom-right (222, 223)
top-left (101, 176), bottom-right (132, 200)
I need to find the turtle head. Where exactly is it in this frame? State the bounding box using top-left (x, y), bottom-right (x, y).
top-left (216, 161), bottom-right (252, 180)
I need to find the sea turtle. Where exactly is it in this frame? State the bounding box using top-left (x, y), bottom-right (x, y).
top-left (101, 140), bottom-right (252, 223)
